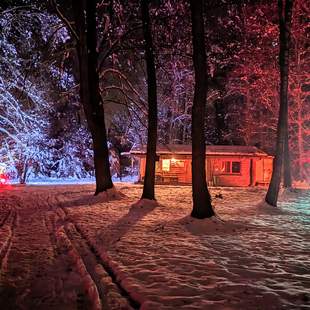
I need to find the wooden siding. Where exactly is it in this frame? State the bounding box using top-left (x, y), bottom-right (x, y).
top-left (208, 156), bottom-right (251, 187)
top-left (137, 154), bottom-right (273, 187)
top-left (157, 156), bottom-right (191, 183)
top-left (254, 157), bottom-right (273, 185)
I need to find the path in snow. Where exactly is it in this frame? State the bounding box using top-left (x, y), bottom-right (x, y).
top-left (0, 185), bottom-right (134, 309)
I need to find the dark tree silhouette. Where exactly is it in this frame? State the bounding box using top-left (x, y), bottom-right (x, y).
top-left (190, 0), bottom-right (215, 219)
top-left (283, 133), bottom-right (292, 187)
top-left (266, 0), bottom-right (293, 206)
top-left (72, 0), bottom-right (113, 195)
top-left (140, 0), bottom-right (158, 200)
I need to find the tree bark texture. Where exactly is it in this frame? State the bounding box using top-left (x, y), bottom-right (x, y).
top-left (72, 0), bottom-right (113, 195)
top-left (141, 0), bottom-right (158, 200)
top-left (283, 131), bottom-right (292, 187)
top-left (266, 0), bottom-right (293, 205)
top-left (190, 0), bottom-right (215, 219)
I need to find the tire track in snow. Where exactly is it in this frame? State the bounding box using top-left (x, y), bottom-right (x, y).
top-left (45, 210), bottom-right (92, 309)
top-left (37, 191), bottom-right (93, 309)
top-left (65, 221), bottom-right (137, 310)
top-left (0, 206), bottom-right (12, 228)
top-left (0, 190), bottom-right (91, 309)
top-left (44, 192), bottom-right (103, 309)
top-left (1, 186), bottom-right (140, 308)
top-left (53, 195), bottom-right (140, 310)
top-left (0, 206), bottom-right (17, 275)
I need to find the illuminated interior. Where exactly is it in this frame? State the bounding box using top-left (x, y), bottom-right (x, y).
top-left (161, 158), bottom-right (185, 172)
top-left (162, 159), bottom-right (170, 171)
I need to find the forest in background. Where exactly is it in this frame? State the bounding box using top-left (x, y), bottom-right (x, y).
top-left (0, 0), bottom-right (308, 184)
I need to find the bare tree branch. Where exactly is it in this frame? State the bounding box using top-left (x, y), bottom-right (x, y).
top-left (49, 0), bottom-right (79, 42)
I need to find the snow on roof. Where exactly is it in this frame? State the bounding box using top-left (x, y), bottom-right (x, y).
top-left (130, 144), bottom-right (271, 156)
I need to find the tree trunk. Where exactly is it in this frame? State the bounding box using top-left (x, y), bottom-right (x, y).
top-left (190, 0), bottom-right (214, 219)
top-left (19, 159), bottom-right (28, 184)
top-left (283, 130), bottom-right (292, 187)
top-left (141, 0), bottom-right (158, 200)
top-left (283, 5), bottom-right (293, 188)
top-left (265, 0), bottom-right (293, 206)
top-left (72, 0), bottom-right (113, 195)
top-left (86, 1), bottom-right (113, 194)
top-left (294, 0), bottom-right (305, 181)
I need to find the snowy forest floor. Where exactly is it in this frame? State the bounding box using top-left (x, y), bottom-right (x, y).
top-left (0, 184), bottom-right (309, 310)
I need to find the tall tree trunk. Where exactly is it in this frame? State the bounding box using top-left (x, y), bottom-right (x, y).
top-left (296, 83), bottom-right (303, 179)
top-left (283, 4), bottom-right (293, 188)
top-left (265, 0), bottom-right (293, 206)
top-left (141, 0), bottom-right (158, 200)
top-left (190, 0), bottom-right (214, 219)
top-left (72, 0), bottom-right (113, 195)
top-left (283, 130), bottom-right (292, 187)
top-left (86, 1), bottom-right (113, 194)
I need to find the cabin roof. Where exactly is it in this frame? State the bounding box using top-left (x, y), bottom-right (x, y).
top-left (130, 144), bottom-right (271, 157)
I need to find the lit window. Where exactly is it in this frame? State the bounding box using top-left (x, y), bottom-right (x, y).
top-left (171, 160), bottom-right (185, 168)
top-left (162, 159), bottom-right (170, 171)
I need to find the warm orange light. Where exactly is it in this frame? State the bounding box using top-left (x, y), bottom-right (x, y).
top-left (162, 159), bottom-right (170, 171)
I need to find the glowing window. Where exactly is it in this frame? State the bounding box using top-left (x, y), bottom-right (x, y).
top-left (162, 159), bottom-right (170, 171)
top-left (171, 160), bottom-right (185, 168)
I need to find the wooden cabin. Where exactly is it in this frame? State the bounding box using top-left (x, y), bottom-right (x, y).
top-left (130, 144), bottom-right (273, 187)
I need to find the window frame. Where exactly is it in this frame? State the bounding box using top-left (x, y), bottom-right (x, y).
top-left (231, 161), bottom-right (241, 174)
top-left (221, 160), bottom-right (241, 175)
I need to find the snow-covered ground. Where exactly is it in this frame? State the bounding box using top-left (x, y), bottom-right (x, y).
top-left (9, 175), bottom-right (139, 185)
top-left (0, 183), bottom-right (309, 309)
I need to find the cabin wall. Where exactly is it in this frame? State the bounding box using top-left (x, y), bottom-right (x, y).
top-left (139, 155), bottom-right (192, 183)
top-left (264, 158), bottom-right (273, 183)
top-left (157, 155), bottom-right (191, 183)
top-left (208, 156), bottom-right (251, 187)
top-left (254, 157), bottom-right (273, 185)
top-left (137, 154), bottom-right (272, 187)
top-left (140, 157), bottom-right (146, 179)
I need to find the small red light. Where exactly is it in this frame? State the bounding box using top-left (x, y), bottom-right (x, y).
top-left (0, 174), bottom-right (8, 184)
